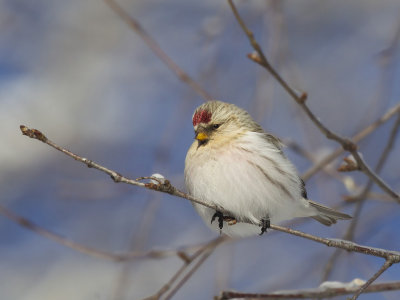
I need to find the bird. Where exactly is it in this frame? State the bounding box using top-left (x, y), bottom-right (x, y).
top-left (184, 100), bottom-right (351, 237)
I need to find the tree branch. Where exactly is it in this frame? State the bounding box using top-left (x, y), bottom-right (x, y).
top-left (0, 201), bottom-right (224, 262)
top-left (227, 0), bottom-right (399, 200)
top-left (218, 280), bottom-right (400, 299)
top-left (322, 112), bottom-right (400, 281)
top-left (350, 258), bottom-right (395, 300)
top-left (303, 103), bottom-right (400, 180)
top-left (104, 0), bottom-right (212, 101)
top-left (18, 125), bottom-right (400, 263)
top-left (143, 236), bottom-right (225, 300)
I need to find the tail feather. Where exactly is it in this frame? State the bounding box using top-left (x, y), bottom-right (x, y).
top-left (308, 200), bottom-right (352, 226)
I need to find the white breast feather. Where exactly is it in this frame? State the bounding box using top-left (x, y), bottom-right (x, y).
top-left (185, 131), bottom-right (314, 236)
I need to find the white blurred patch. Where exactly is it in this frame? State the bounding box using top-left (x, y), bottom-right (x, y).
top-left (319, 278), bottom-right (366, 289)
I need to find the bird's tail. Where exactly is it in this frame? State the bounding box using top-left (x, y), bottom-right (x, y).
top-left (308, 200), bottom-right (352, 226)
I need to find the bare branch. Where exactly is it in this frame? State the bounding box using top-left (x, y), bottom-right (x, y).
top-left (18, 125), bottom-right (400, 262)
top-left (143, 236), bottom-right (225, 300)
top-left (104, 0), bottom-right (212, 101)
top-left (269, 224), bottom-right (400, 261)
top-left (218, 280), bottom-right (400, 299)
top-left (112, 196), bottom-right (161, 300)
top-left (303, 103), bottom-right (400, 180)
top-left (0, 202), bottom-right (224, 262)
top-left (227, 0), bottom-right (400, 200)
top-left (350, 151), bottom-right (399, 201)
top-left (350, 258), bottom-right (395, 300)
top-left (164, 246), bottom-right (215, 300)
top-left (19, 125), bottom-right (219, 212)
top-left (322, 112), bottom-right (400, 281)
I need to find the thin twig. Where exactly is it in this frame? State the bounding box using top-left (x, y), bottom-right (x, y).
top-left (0, 202), bottom-right (223, 262)
top-left (285, 139), bottom-right (342, 178)
top-left (322, 112), bottom-right (400, 281)
top-left (228, 0), bottom-right (300, 103)
top-left (143, 247), bottom-right (207, 300)
top-left (269, 224), bottom-right (400, 261)
top-left (350, 151), bottom-right (399, 201)
top-left (112, 196), bottom-right (161, 300)
top-left (227, 0), bottom-right (400, 200)
top-left (321, 197), bottom-right (365, 281)
top-left (350, 258), bottom-right (395, 300)
top-left (321, 249), bottom-right (341, 283)
top-left (144, 236), bottom-right (225, 300)
top-left (19, 125), bottom-right (220, 212)
top-left (104, 0), bottom-right (212, 101)
top-left (346, 112), bottom-right (400, 236)
top-left (164, 245), bottom-right (216, 300)
top-left (302, 103), bottom-right (400, 180)
top-left (218, 280), bottom-right (400, 299)
top-left (18, 125), bottom-right (400, 262)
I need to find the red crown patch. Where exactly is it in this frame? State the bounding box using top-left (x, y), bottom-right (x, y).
top-left (192, 110), bottom-right (211, 126)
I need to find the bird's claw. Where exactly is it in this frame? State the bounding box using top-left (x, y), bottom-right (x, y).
top-left (259, 218), bottom-right (270, 235)
top-left (211, 211), bottom-right (224, 230)
top-left (211, 212), bottom-right (237, 234)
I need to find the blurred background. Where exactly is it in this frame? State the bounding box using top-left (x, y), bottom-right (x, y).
top-left (1, 0), bottom-right (400, 299)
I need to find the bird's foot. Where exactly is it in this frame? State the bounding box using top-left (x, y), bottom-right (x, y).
top-left (223, 216), bottom-right (237, 226)
top-left (211, 212), bottom-right (237, 234)
top-left (259, 218), bottom-right (271, 236)
top-left (211, 211), bottom-right (224, 231)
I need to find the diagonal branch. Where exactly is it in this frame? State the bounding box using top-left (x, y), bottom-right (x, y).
top-left (104, 0), bottom-right (212, 101)
top-left (350, 258), bottom-right (395, 300)
top-left (322, 112), bottom-right (400, 281)
top-left (303, 103), bottom-right (400, 180)
top-left (0, 202), bottom-right (225, 262)
top-left (143, 236), bottom-right (225, 300)
top-left (18, 125), bottom-right (400, 263)
top-left (227, 0), bottom-right (399, 200)
top-left (164, 245), bottom-right (216, 300)
top-left (19, 125), bottom-right (219, 212)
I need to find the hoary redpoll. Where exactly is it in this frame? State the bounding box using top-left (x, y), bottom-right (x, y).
top-left (184, 101), bottom-right (351, 237)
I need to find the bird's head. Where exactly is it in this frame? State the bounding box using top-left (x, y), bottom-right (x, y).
top-left (191, 101), bottom-right (263, 147)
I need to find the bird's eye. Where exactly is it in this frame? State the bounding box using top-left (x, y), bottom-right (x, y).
top-left (212, 124), bottom-right (220, 130)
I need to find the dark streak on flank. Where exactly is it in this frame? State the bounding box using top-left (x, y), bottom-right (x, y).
top-left (259, 154), bottom-right (298, 184)
top-left (240, 145), bottom-right (298, 185)
top-left (300, 179), bottom-right (308, 199)
top-left (247, 160), bottom-right (292, 198)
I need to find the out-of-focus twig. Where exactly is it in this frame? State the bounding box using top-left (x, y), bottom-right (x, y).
top-left (0, 201), bottom-right (230, 262)
top-left (164, 245), bottom-right (216, 300)
top-left (18, 125), bottom-right (400, 262)
top-left (217, 280), bottom-right (400, 299)
top-left (303, 102), bottom-right (400, 180)
top-left (143, 236), bottom-right (225, 300)
top-left (112, 100), bottom-right (194, 300)
top-left (104, 0), bottom-right (212, 101)
top-left (347, 111), bottom-right (400, 234)
top-left (347, 112), bottom-right (400, 203)
top-left (285, 138), bottom-right (345, 182)
top-left (227, 0), bottom-right (399, 201)
top-left (112, 196), bottom-right (161, 300)
top-left (322, 112), bottom-right (400, 281)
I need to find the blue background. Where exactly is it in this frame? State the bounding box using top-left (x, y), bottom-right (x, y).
top-left (1, 0), bottom-right (400, 299)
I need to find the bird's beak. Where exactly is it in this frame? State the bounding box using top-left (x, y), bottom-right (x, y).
top-left (195, 132), bottom-right (209, 142)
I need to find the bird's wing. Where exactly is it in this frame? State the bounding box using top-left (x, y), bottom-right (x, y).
top-left (263, 133), bottom-right (284, 151)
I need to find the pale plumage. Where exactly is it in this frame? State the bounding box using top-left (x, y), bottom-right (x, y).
top-left (184, 100), bottom-right (351, 237)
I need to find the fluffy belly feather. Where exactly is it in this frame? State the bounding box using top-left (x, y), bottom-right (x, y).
top-left (185, 141), bottom-right (308, 236)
